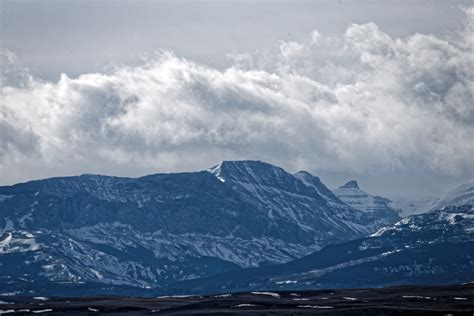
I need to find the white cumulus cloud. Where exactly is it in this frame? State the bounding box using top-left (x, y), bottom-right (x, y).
top-left (0, 8), bottom-right (473, 194)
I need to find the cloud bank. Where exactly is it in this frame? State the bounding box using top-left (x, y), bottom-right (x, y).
top-left (1, 8), bottom-right (473, 192)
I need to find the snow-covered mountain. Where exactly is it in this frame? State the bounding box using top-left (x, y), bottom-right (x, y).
top-left (430, 181), bottom-right (474, 211)
top-left (0, 160), bottom-right (387, 293)
top-left (332, 180), bottom-right (400, 227)
top-left (392, 181), bottom-right (474, 216)
top-left (391, 197), bottom-right (438, 217)
top-left (175, 205), bottom-right (474, 293)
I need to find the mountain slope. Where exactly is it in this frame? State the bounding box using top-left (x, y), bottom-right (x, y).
top-left (208, 161), bottom-right (375, 242)
top-left (392, 181), bottom-right (474, 216)
top-left (0, 161), bottom-right (382, 292)
top-left (174, 205), bottom-right (474, 293)
top-left (333, 180), bottom-right (400, 227)
top-left (430, 181), bottom-right (474, 211)
top-left (391, 197), bottom-right (438, 217)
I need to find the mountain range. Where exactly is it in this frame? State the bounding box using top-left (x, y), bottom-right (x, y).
top-left (173, 204), bottom-right (474, 294)
top-left (0, 161), bottom-right (400, 294)
top-left (0, 160), bottom-right (472, 296)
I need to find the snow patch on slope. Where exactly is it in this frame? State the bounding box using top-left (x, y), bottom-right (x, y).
top-left (0, 231), bottom-right (40, 254)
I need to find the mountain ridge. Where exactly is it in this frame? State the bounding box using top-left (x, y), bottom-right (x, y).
top-left (0, 160), bottom-right (397, 291)
top-left (430, 181), bottom-right (474, 212)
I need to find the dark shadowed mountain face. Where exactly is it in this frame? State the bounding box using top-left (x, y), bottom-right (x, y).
top-left (0, 161), bottom-right (393, 291)
top-left (173, 205), bottom-right (474, 294)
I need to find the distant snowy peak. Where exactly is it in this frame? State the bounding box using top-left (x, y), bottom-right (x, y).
top-left (339, 180), bottom-right (360, 189)
top-left (430, 181), bottom-right (474, 211)
top-left (391, 181), bottom-right (474, 217)
top-left (392, 197), bottom-right (438, 217)
top-left (333, 180), bottom-right (400, 226)
top-left (333, 180), bottom-right (391, 213)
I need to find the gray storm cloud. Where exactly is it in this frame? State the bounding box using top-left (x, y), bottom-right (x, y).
top-left (0, 8), bottom-right (473, 190)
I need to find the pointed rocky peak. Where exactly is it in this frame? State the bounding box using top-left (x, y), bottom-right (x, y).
top-left (333, 179), bottom-right (400, 224)
top-left (340, 180), bottom-right (360, 189)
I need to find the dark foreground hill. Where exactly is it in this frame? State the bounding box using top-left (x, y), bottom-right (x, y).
top-left (0, 284), bottom-right (472, 315)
